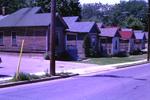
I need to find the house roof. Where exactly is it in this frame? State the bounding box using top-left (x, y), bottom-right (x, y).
top-left (63, 16), bottom-right (79, 23)
top-left (119, 28), bottom-right (134, 40)
top-left (134, 30), bottom-right (145, 40)
top-left (99, 27), bottom-right (119, 37)
top-left (66, 22), bottom-right (99, 33)
top-left (97, 23), bottom-right (104, 28)
top-left (0, 7), bottom-right (68, 28)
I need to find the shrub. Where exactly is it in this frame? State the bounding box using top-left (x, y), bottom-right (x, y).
top-left (130, 49), bottom-right (142, 55)
top-left (12, 72), bottom-right (41, 81)
top-left (83, 35), bottom-right (92, 57)
top-left (13, 72), bottom-right (31, 81)
top-left (30, 74), bottom-right (40, 80)
top-left (56, 51), bottom-right (71, 61)
top-left (44, 52), bottom-right (50, 60)
top-left (115, 51), bottom-right (129, 57)
top-left (44, 51), bottom-right (71, 61)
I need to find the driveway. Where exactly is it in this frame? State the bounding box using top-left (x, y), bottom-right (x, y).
top-left (0, 53), bottom-right (112, 77)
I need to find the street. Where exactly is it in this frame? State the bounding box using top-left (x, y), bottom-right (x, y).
top-left (0, 63), bottom-right (150, 100)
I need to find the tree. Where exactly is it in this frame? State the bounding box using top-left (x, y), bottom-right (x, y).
top-left (34, 0), bottom-right (81, 16)
top-left (0, 0), bottom-right (81, 17)
top-left (83, 35), bottom-right (92, 57)
top-left (81, 0), bottom-right (148, 30)
top-left (123, 15), bottom-right (144, 30)
top-left (0, 0), bottom-right (28, 14)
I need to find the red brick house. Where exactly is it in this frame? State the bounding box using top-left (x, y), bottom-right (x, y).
top-left (119, 28), bottom-right (135, 53)
top-left (0, 7), bottom-right (68, 55)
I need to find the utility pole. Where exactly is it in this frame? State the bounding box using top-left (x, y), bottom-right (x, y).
top-left (50, 0), bottom-right (56, 75)
top-left (147, 1), bottom-right (150, 61)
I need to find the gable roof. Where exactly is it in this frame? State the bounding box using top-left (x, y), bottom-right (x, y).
top-left (99, 27), bottom-right (120, 37)
top-left (63, 16), bottom-right (79, 23)
top-left (67, 22), bottom-right (99, 33)
top-left (119, 28), bottom-right (134, 40)
top-left (0, 7), bottom-right (68, 28)
top-left (97, 23), bottom-right (104, 28)
top-left (134, 30), bottom-right (146, 40)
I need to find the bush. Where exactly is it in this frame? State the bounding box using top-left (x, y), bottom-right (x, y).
top-left (44, 52), bottom-right (50, 60)
top-left (55, 51), bottom-right (71, 61)
top-left (115, 51), bottom-right (129, 57)
top-left (12, 72), bottom-right (40, 81)
top-left (83, 35), bottom-right (91, 57)
top-left (44, 51), bottom-right (71, 61)
top-left (13, 72), bottom-right (31, 81)
top-left (130, 49), bottom-right (142, 55)
top-left (83, 35), bottom-right (99, 58)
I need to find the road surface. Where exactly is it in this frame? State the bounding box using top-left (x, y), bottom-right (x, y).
top-left (0, 63), bottom-right (150, 100)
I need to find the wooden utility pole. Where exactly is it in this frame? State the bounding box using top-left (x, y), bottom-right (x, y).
top-left (148, 0), bottom-right (150, 61)
top-left (50, 0), bottom-right (56, 75)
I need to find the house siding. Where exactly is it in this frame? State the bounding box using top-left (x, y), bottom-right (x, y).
top-left (100, 37), bottom-right (112, 56)
top-left (112, 37), bottom-right (120, 55)
top-left (0, 26), bottom-right (65, 53)
top-left (120, 40), bottom-right (129, 52)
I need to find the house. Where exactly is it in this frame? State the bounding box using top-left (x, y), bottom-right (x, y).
top-left (119, 28), bottom-right (135, 53)
top-left (134, 30), bottom-right (146, 50)
top-left (63, 17), bottom-right (100, 58)
top-left (99, 27), bottom-right (120, 56)
top-left (97, 23), bottom-right (105, 28)
top-left (144, 32), bottom-right (148, 49)
top-left (0, 7), bottom-right (68, 55)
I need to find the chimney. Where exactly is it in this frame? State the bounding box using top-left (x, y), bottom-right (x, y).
top-left (2, 7), bottom-right (5, 16)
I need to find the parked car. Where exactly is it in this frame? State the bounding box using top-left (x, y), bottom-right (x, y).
top-left (141, 48), bottom-right (147, 54)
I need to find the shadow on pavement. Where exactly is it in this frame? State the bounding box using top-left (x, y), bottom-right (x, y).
top-left (86, 74), bottom-right (148, 81)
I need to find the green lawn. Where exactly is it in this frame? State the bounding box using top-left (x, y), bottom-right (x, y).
top-left (80, 54), bottom-right (147, 65)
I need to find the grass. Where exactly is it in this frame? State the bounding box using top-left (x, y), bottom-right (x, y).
top-left (80, 54), bottom-right (147, 65)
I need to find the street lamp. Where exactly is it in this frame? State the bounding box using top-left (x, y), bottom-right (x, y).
top-left (147, 0), bottom-right (150, 61)
top-left (50, 0), bottom-right (56, 76)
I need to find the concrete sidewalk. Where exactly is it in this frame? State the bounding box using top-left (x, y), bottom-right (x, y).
top-left (0, 53), bottom-right (147, 81)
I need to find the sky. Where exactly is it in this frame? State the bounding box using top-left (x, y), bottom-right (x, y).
top-left (79, 0), bottom-right (148, 5)
top-left (79, 0), bottom-right (121, 5)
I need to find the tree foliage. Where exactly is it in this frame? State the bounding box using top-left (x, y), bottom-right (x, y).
top-left (0, 0), bottom-right (81, 16)
top-left (122, 15), bottom-right (144, 30)
top-left (81, 0), bottom-right (148, 30)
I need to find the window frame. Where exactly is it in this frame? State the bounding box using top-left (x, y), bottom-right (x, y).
top-left (11, 31), bottom-right (17, 46)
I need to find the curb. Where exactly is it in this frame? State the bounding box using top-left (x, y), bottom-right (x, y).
top-left (0, 74), bottom-right (79, 88)
top-left (116, 61), bottom-right (149, 69)
top-left (80, 61), bottom-right (149, 76)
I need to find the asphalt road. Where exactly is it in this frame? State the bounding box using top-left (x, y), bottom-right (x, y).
top-left (0, 63), bottom-right (150, 100)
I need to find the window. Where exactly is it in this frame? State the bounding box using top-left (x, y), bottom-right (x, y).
top-left (67, 35), bottom-right (76, 40)
top-left (12, 32), bottom-right (17, 46)
top-left (0, 32), bottom-right (4, 45)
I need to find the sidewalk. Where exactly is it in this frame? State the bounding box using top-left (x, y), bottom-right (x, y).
top-left (61, 59), bottom-right (147, 75)
top-left (0, 53), bottom-right (148, 82)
